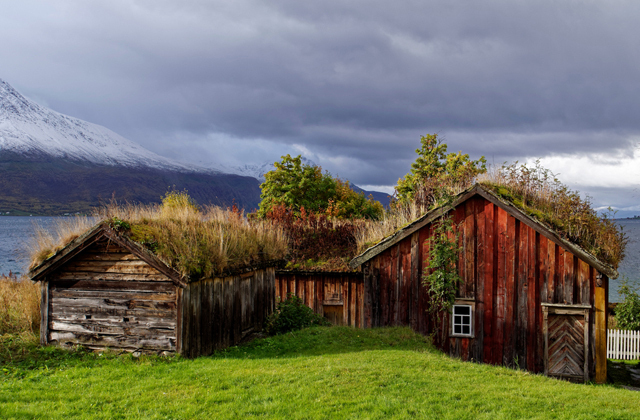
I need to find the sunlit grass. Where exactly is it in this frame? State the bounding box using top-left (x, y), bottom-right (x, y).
top-left (1, 327), bottom-right (639, 419)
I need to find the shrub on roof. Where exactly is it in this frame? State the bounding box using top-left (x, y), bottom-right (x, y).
top-left (479, 160), bottom-right (627, 268)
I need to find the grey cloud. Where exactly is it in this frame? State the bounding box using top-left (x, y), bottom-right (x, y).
top-left (2, 0), bottom-right (640, 209)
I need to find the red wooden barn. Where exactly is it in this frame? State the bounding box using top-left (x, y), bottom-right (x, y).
top-left (349, 184), bottom-right (616, 383)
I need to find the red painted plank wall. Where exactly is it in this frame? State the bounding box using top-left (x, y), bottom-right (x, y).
top-left (362, 196), bottom-right (598, 375)
top-left (275, 271), bottom-right (364, 328)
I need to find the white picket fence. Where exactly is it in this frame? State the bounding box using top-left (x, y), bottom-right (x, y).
top-left (607, 329), bottom-right (640, 360)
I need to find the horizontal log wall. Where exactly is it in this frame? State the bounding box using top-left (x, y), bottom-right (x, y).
top-left (47, 239), bottom-right (177, 352)
top-left (364, 196), bottom-right (601, 377)
top-left (180, 266), bottom-right (276, 358)
top-left (275, 271), bottom-right (364, 328)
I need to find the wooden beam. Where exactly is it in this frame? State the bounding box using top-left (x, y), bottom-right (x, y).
top-left (40, 280), bottom-right (49, 346)
top-left (595, 274), bottom-right (607, 384)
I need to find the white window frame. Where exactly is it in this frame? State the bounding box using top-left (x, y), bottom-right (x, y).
top-left (450, 300), bottom-right (475, 338)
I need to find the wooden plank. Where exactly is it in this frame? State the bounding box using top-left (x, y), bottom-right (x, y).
top-left (50, 320), bottom-right (175, 337)
top-left (213, 277), bottom-right (222, 350)
top-left (343, 275), bottom-right (350, 326)
top-left (233, 275), bottom-right (242, 346)
top-left (400, 239), bottom-right (410, 325)
top-left (363, 263), bottom-right (372, 328)
top-left (528, 230), bottom-right (538, 372)
top-left (372, 259), bottom-right (381, 327)
top-left (578, 260), bottom-right (590, 305)
top-left (474, 198), bottom-right (485, 363)
top-left (380, 252), bottom-right (389, 327)
top-left (483, 201), bottom-right (495, 364)
top-left (50, 312), bottom-right (176, 328)
top-left (50, 289), bottom-right (175, 301)
top-left (41, 281), bottom-right (49, 345)
top-left (504, 214), bottom-right (517, 367)
top-left (179, 285), bottom-right (190, 356)
top-left (48, 331), bottom-right (175, 351)
top-left (52, 272), bottom-right (171, 282)
top-left (543, 306), bottom-right (549, 375)
top-left (464, 199), bottom-right (476, 299)
top-left (557, 247), bottom-right (565, 304)
top-left (595, 274), bottom-right (607, 384)
top-left (63, 260), bottom-right (163, 275)
top-left (350, 276), bottom-right (357, 327)
top-left (564, 253), bottom-right (575, 305)
top-left (516, 220), bottom-right (528, 369)
top-left (222, 277), bottom-right (232, 349)
top-left (51, 279), bottom-right (175, 293)
top-left (547, 239), bottom-right (556, 303)
top-left (495, 207), bottom-right (507, 366)
top-left (393, 245), bottom-right (400, 325)
top-left (410, 232), bottom-right (420, 331)
top-left (175, 287), bottom-right (182, 354)
top-left (75, 252), bottom-right (140, 262)
top-left (418, 224), bottom-right (430, 335)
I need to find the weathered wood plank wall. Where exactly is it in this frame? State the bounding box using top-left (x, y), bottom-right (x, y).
top-left (363, 196), bottom-right (602, 377)
top-left (180, 267), bottom-right (276, 358)
top-left (275, 271), bottom-right (364, 327)
top-left (46, 239), bottom-right (178, 352)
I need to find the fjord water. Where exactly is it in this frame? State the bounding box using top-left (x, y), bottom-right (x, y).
top-left (0, 216), bottom-right (638, 302)
top-left (0, 216), bottom-right (59, 276)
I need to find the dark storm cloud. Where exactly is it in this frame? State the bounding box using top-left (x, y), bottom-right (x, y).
top-left (2, 0), bottom-right (640, 206)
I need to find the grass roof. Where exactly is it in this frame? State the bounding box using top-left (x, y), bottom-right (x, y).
top-left (29, 195), bottom-right (288, 279)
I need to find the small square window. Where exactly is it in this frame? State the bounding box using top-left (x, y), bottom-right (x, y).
top-left (451, 304), bottom-right (473, 337)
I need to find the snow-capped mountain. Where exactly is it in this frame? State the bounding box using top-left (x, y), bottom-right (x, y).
top-left (0, 78), bottom-right (263, 214)
top-left (0, 78), bottom-right (208, 172)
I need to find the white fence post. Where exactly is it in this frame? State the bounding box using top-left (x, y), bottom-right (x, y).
top-left (607, 329), bottom-right (640, 360)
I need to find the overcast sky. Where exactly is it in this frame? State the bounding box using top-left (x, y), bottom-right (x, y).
top-left (2, 0), bottom-right (639, 213)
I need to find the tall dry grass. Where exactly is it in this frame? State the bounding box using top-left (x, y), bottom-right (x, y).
top-left (0, 275), bottom-right (40, 335)
top-left (355, 201), bottom-right (430, 254)
top-left (28, 216), bottom-right (96, 271)
top-left (28, 194), bottom-right (288, 279)
top-left (478, 161), bottom-right (627, 268)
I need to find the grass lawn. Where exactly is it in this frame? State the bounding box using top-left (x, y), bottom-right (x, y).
top-left (1, 327), bottom-right (639, 419)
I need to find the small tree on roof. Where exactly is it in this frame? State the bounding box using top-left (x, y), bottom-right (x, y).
top-left (395, 134), bottom-right (487, 208)
top-left (257, 154), bottom-right (383, 220)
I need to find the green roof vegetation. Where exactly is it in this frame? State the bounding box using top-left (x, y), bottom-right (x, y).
top-left (29, 191), bottom-right (288, 279)
top-left (478, 161), bottom-right (627, 268)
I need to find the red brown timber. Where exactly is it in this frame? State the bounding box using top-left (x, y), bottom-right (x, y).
top-left (363, 194), bottom-right (601, 378)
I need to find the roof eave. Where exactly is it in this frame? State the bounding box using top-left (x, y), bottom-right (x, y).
top-left (349, 184), bottom-right (619, 279)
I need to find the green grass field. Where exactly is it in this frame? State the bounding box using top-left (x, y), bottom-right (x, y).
top-left (1, 327), bottom-right (639, 419)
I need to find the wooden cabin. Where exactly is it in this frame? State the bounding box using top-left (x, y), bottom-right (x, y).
top-left (275, 270), bottom-right (363, 327)
top-left (29, 223), bottom-right (276, 357)
top-left (349, 184), bottom-right (616, 383)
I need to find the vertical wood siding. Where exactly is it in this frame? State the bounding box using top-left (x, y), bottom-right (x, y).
top-left (180, 267), bottom-right (276, 358)
top-left (275, 272), bottom-right (364, 327)
top-left (363, 196), bottom-right (601, 376)
top-left (47, 239), bottom-right (178, 352)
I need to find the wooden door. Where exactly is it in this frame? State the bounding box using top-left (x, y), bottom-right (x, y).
top-left (543, 305), bottom-right (590, 382)
top-left (323, 280), bottom-right (344, 325)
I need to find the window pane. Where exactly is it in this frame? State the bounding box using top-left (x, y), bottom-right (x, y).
top-left (463, 326), bottom-right (470, 335)
top-left (454, 316), bottom-right (462, 325)
top-left (457, 306), bottom-right (470, 315)
top-left (454, 325), bottom-right (461, 334)
top-left (463, 315), bottom-right (470, 325)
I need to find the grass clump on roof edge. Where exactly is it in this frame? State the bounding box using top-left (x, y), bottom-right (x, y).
top-left (29, 191), bottom-right (288, 279)
top-left (354, 161), bottom-right (626, 270)
top-left (478, 161), bottom-right (627, 269)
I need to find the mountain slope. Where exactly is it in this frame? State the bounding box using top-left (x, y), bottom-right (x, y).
top-left (0, 79), bottom-right (261, 214)
top-left (0, 79), bottom-right (207, 171)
